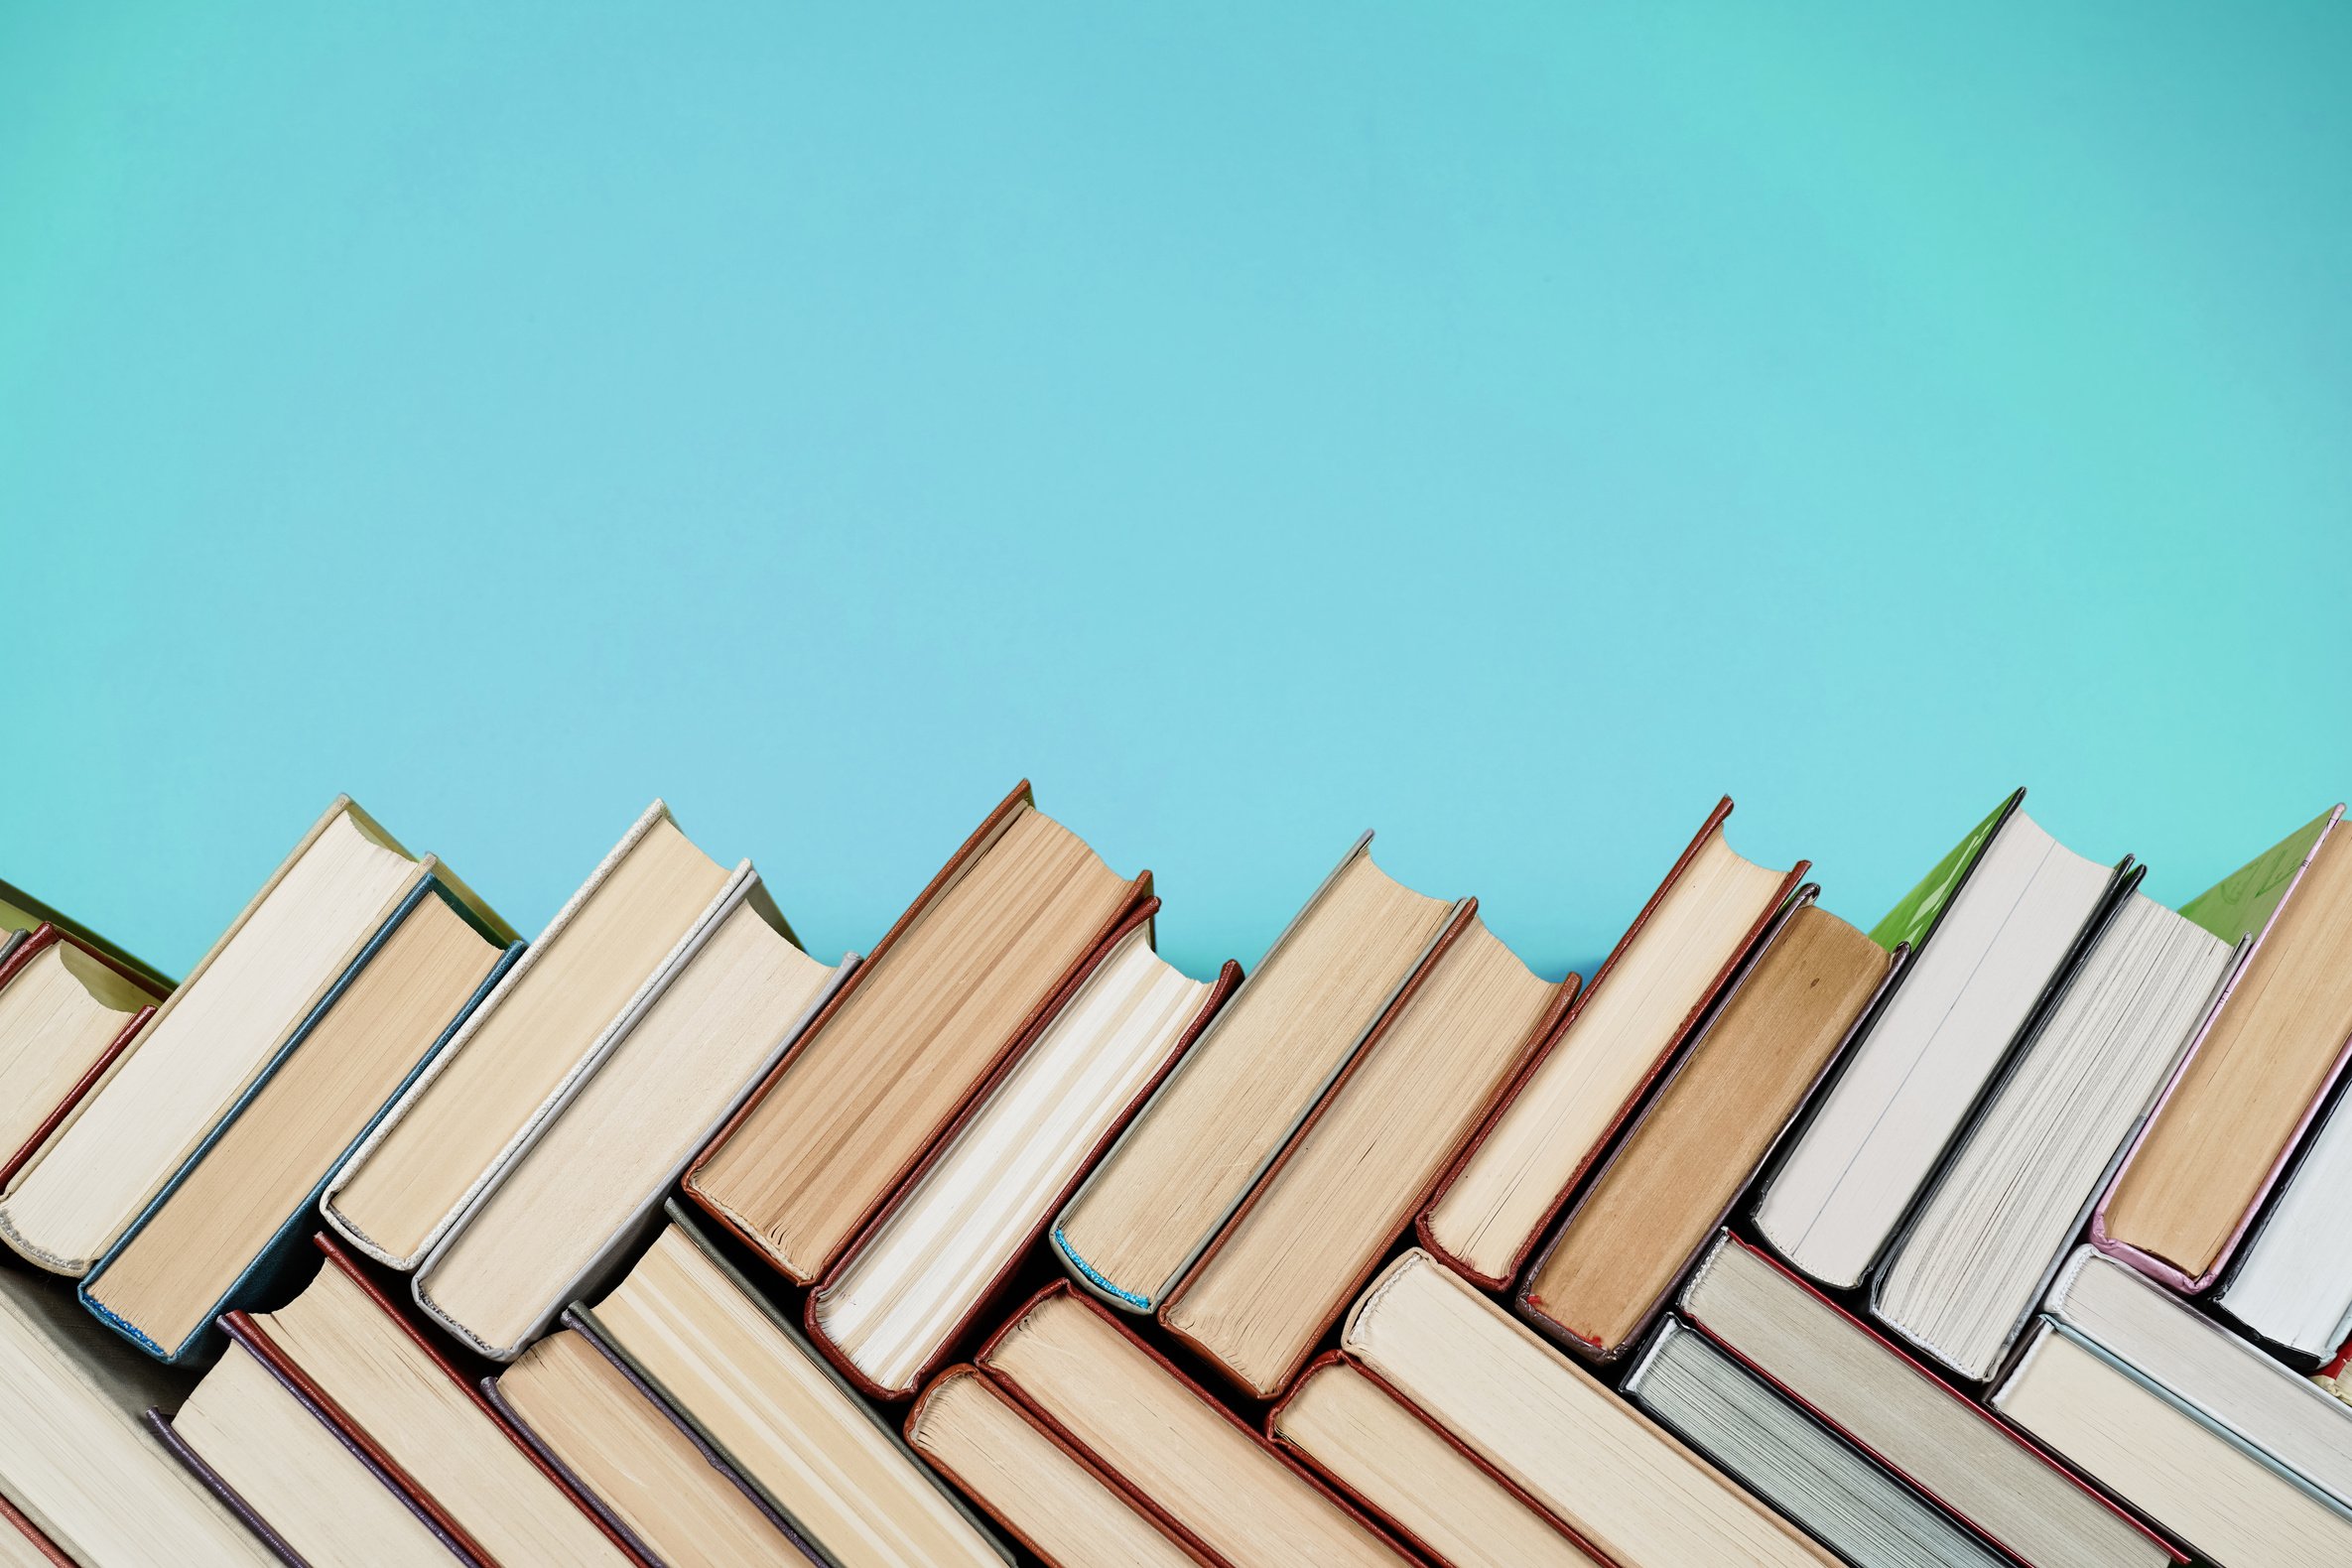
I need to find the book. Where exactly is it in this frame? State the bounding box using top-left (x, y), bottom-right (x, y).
top-left (2097, 805), bottom-right (2352, 1290)
top-left (1160, 903), bottom-right (1575, 1397)
top-left (810, 908), bottom-right (1235, 1397)
top-left (412, 869), bottom-right (847, 1359)
top-left (1051, 834), bottom-right (1458, 1313)
top-left (689, 783), bottom-right (1150, 1285)
top-left (2216, 1065), bottom-right (2352, 1360)
top-left (0, 877), bottom-right (173, 993)
top-left (1343, 1247), bottom-right (1836, 1566)
top-left (0, 799), bottom-right (506, 1278)
top-left (1871, 886), bottom-right (2233, 1379)
top-left (81, 887), bottom-right (515, 1363)
top-left (1992, 1320), bottom-right (2352, 1568)
top-left (978, 1281), bottom-right (1417, 1567)
top-left (1676, 1232), bottom-right (2174, 1568)
top-left (1754, 791), bottom-right (2125, 1288)
top-left (0, 1492), bottom-right (69, 1568)
top-left (1517, 890), bottom-right (1891, 1363)
top-left (578, 1203), bottom-right (1012, 1567)
top-left (325, 801), bottom-right (746, 1269)
top-left (0, 923), bottom-right (166, 1192)
top-left (1422, 800), bottom-right (1803, 1287)
top-left (906, 1366), bottom-right (1213, 1568)
top-left (0, 1264), bottom-right (272, 1566)
top-left (1622, 1318), bottom-right (2006, 1568)
top-left (1269, 1353), bottom-right (1608, 1568)
top-left (2043, 1246), bottom-right (2352, 1512)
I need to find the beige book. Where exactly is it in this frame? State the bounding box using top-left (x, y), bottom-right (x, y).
top-left (906, 1367), bottom-right (1204, 1568)
top-left (1428, 821), bottom-right (1792, 1283)
top-left (1055, 839), bottom-right (1455, 1311)
top-left (1271, 1358), bottom-right (1605, 1568)
top-left (0, 1512), bottom-right (54, 1568)
top-left (690, 796), bottom-right (1140, 1283)
top-left (327, 803), bottom-right (735, 1268)
top-left (1, 801), bottom-right (454, 1275)
top-left (586, 1221), bottom-right (1008, 1568)
top-left (980, 1286), bottom-right (1412, 1568)
top-left (248, 1260), bottom-right (630, 1568)
top-left (1343, 1249), bottom-right (1833, 1568)
top-left (84, 893), bottom-right (503, 1357)
top-left (0, 941), bottom-right (154, 1165)
top-left (416, 884), bottom-right (837, 1358)
top-left (498, 1329), bottom-right (803, 1566)
top-left (171, 1341), bottom-right (453, 1568)
top-left (1162, 911), bottom-right (1562, 1395)
top-left (0, 1267), bottom-right (270, 1566)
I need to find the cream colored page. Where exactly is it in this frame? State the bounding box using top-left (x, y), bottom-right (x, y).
top-left (0, 945), bottom-right (137, 1158)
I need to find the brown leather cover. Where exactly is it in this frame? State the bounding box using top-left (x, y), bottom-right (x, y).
top-left (226, 1233), bottom-right (653, 1567)
top-left (0, 925), bottom-right (165, 1193)
top-left (973, 1280), bottom-right (1427, 1567)
top-left (806, 901), bottom-right (1242, 1399)
top-left (684, 782), bottom-right (1155, 1284)
top-left (1266, 1349), bottom-right (1623, 1568)
top-left (1416, 799), bottom-right (1807, 1289)
top-left (0, 1493), bottom-right (74, 1568)
top-left (1158, 903), bottom-right (1581, 1398)
top-left (906, 1365), bottom-right (1221, 1568)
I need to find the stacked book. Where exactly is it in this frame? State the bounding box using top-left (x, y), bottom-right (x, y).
top-left (1, 781), bottom-right (2348, 1568)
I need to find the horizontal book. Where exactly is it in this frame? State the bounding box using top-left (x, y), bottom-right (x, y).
top-left (1518, 889), bottom-right (1891, 1363)
top-left (1162, 902), bottom-right (1575, 1397)
top-left (1269, 1353), bottom-right (1608, 1568)
top-left (811, 907), bottom-right (1234, 1397)
top-left (0, 876), bottom-right (173, 993)
top-left (978, 1281), bottom-right (1416, 1567)
top-left (0, 1262), bottom-right (270, 1565)
top-left (414, 868), bottom-right (847, 1359)
top-left (1871, 884), bottom-right (2232, 1380)
top-left (82, 883), bottom-right (515, 1363)
top-left (906, 1366), bottom-right (1213, 1568)
top-left (1052, 834), bottom-right (1458, 1313)
top-left (326, 801), bottom-right (747, 1270)
top-left (0, 922), bottom-right (165, 1192)
top-left (1423, 799), bottom-right (1803, 1288)
top-left (2097, 804), bottom-right (2352, 1291)
top-left (1677, 1232), bottom-right (2175, 1568)
top-left (1, 798), bottom-right (503, 1277)
top-left (1623, 1317), bottom-right (2006, 1568)
top-left (690, 783), bottom-right (1150, 1285)
top-left (2216, 1064), bottom-right (2352, 1361)
top-left (1993, 1320), bottom-right (2352, 1568)
top-left (1754, 791), bottom-right (2125, 1288)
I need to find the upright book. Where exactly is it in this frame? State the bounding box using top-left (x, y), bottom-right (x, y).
top-left (0, 877), bottom-right (172, 993)
top-left (0, 920), bottom-right (167, 1193)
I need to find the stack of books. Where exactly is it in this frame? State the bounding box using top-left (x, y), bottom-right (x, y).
top-left (1, 781), bottom-right (2348, 1568)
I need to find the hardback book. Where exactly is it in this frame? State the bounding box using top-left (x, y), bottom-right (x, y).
top-left (1159, 902), bottom-right (1576, 1397)
top-left (1516, 889), bottom-right (1892, 1363)
top-left (810, 906), bottom-right (1236, 1398)
top-left (1754, 791), bottom-right (2126, 1288)
top-left (2096, 805), bottom-right (2352, 1291)
top-left (82, 888), bottom-right (517, 1363)
top-left (906, 1366), bottom-right (1214, 1568)
top-left (2042, 1247), bottom-right (2352, 1512)
top-left (0, 1264), bottom-right (272, 1566)
top-left (688, 783), bottom-right (1151, 1285)
top-left (1268, 1353), bottom-right (1609, 1568)
top-left (1341, 1247), bottom-right (1836, 1567)
top-left (1992, 1320), bottom-right (2352, 1568)
top-left (573, 1202), bottom-right (1013, 1567)
top-left (1677, 1232), bottom-right (2175, 1568)
top-left (325, 800), bottom-right (750, 1270)
top-left (0, 922), bottom-right (166, 1192)
top-left (2216, 1066), bottom-right (2352, 1361)
top-left (412, 869), bottom-right (849, 1360)
top-left (219, 1233), bottom-right (641, 1567)
top-left (1051, 834), bottom-right (1458, 1314)
top-left (0, 799), bottom-right (501, 1278)
top-left (1622, 1317), bottom-right (2006, 1568)
top-left (0, 1492), bottom-right (68, 1568)
top-left (0, 876), bottom-right (173, 993)
top-left (1871, 883), bottom-right (2233, 1380)
top-left (976, 1281), bottom-right (1418, 1567)
top-left (1421, 800), bottom-right (1804, 1288)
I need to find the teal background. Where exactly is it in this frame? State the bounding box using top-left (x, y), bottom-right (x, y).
top-left (4, 4), bottom-right (2347, 981)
